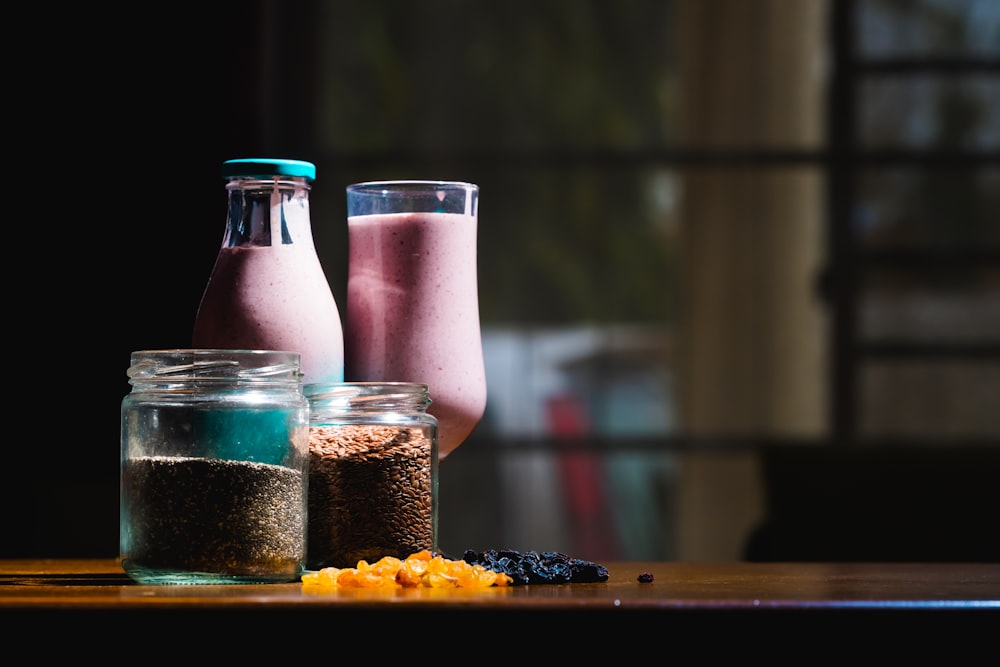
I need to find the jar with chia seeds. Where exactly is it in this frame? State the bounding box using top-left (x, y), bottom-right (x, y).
top-left (120, 349), bottom-right (309, 585)
top-left (304, 382), bottom-right (439, 570)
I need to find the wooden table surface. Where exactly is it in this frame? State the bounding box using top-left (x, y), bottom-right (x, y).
top-left (2, 558), bottom-right (998, 651)
top-left (2, 558), bottom-right (999, 610)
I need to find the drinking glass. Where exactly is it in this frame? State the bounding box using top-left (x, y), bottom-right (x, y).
top-left (344, 180), bottom-right (485, 459)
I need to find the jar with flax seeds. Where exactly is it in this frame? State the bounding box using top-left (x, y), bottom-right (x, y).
top-left (304, 382), bottom-right (439, 570)
top-left (120, 349), bottom-right (309, 585)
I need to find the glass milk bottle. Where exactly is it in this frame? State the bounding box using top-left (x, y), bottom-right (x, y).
top-left (193, 158), bottom-right (344, 384)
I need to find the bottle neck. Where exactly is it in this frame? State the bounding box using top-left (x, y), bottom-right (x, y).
top-left (223, 176), bottom-right (313, 249)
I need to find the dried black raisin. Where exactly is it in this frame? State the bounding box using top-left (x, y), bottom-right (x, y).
top-left (637, 571), bottom-right (654, 583)
top-left (463, 549), bottom-right (609, 585)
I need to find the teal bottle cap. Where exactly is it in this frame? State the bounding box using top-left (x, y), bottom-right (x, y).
top-left (223, 158), bottom-right (316, 182)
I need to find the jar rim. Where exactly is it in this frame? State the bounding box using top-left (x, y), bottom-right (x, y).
top-left (304, 381), bottom-right (429, 397)
top-left (128, 349), bottom-right (302, 382)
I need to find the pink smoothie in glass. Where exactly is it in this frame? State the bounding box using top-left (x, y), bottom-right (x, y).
top-left (345, 211), bottom-right (486, 459)
top-left (192, 242), bottom-right (345, 386)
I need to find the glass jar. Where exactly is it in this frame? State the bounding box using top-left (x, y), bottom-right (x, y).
top-left (192, 158), bottom-right (344, 385)
top-left (304, 382), bottom-right (439, 570)
top-left (120, 349), bottom-right (310, 585)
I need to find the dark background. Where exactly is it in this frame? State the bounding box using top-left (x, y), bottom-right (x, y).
top-left (3, 9), bottom-right (272, 556)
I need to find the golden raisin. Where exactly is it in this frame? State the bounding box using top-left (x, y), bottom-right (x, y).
top-left (301, 551), bottom-right (513, 590)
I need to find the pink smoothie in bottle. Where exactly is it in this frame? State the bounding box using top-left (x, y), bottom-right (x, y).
top-left (345, 209), bottom-right (486, 459)
top-left (193, 159), bottom-right (344, 385)
top-left (192, 243), bottom-right (344, 384)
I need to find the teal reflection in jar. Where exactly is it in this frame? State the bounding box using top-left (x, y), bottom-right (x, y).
top-left (120, 349), bottom-right (309, 585)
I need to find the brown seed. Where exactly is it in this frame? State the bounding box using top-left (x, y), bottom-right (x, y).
top-left (306, 424), bottom-right (434, 570)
